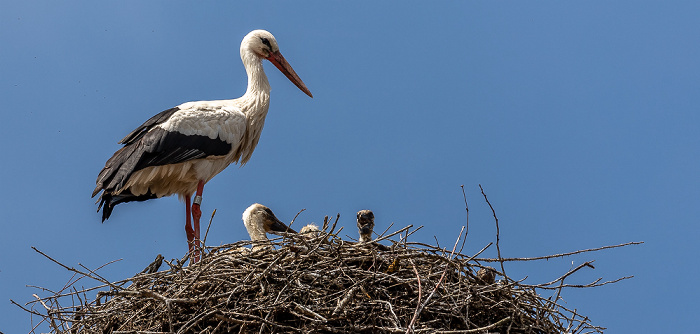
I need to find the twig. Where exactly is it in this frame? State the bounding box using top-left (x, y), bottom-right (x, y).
top-left (460, 185), bottom-right (469, 253)
top-left (408, 227), bottom-right (465, 331)
top-left (435, 316), bottom-right (511, 333)
top-left (373, 225), bottom-right (413, 243)
top-left (474, 241), bottom-right (644, 262)
top-left (31, 247), bottom-right (123, 291)
top-left (289, 208), bottom-right (306, 230)
top-left (202, 208), bottom-right (217, 247)
top-left (376, 222), bottom-right (395, 240)
top-left (479, 184), bottom-right (506, 280)
top-left (333, 286), bottom-right (359, 316)
top-left (293, 302), bottom-right (327, 322)
top-left (406, 259), bottom-right (422, 334)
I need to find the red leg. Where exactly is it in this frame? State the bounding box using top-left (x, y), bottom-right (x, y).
top-left (190, 180), bottom-right (205, 263)
top-left (184, 195), bottom-right (195, 258)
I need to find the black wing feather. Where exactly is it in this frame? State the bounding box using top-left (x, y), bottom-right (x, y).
top-left (94, 110), bottom-right (233, 221)
top-left (119, 107), bottom-right (180, 145)
top-left (136, 129), bottom-right (231, 168)
top-left (96, 127), bottom-right (232, 195)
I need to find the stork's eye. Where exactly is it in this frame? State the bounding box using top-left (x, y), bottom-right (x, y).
top-left (260, 37), bottom-right (271, 48)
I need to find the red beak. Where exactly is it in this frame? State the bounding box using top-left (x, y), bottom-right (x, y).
top-left (266, 51), bottom-right (313, 98)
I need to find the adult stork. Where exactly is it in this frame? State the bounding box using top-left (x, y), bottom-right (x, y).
top-left (92, 30), bottom-right (312, 263)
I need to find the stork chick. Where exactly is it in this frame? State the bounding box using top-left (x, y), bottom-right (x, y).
top-left (477, 267), bottom-right (496, 285)
top-left (243, 203), bottom-right (296, 251)
top-left (356, 210), bottom-right (375, 243)
top-left (300, 224), bottom-right (321, 237)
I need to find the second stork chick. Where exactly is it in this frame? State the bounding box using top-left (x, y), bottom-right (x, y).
top-left (356, 210), bottom-right (375, 243)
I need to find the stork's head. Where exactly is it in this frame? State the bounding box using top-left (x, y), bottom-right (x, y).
top-left (242, 30), bottom-right (281, 59)
top-left (241, 29), bottom-right (313, 97)
top-left (243, 203), bottom-right (296, 239)
top-left (356, 210), bottom-right (375, 243)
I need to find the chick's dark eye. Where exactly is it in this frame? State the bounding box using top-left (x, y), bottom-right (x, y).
top-left (260, 37), bottom-right (271, 48)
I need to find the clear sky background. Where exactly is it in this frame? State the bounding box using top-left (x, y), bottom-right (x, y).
top-left (2, 1), bottom-right (698, 333)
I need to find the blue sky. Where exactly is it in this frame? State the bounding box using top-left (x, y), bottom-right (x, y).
top-left (2, 1), bottom-right (699, 332)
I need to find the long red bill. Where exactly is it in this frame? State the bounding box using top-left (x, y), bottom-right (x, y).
top-left (266, 51), bottom-right (313, 98)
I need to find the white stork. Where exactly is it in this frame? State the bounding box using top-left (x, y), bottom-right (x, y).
top-left (92, 30), bottom-right (312, 263)
top-left (242, 203), bottom-right (296, 252)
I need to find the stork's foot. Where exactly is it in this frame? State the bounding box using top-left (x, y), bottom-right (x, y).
top-left (188, 241), bottom-right (200, 264)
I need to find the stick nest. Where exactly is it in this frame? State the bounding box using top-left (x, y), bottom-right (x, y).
top-left (22, 219), bottom-right (636, 334)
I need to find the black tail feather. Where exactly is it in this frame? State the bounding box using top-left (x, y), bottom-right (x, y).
top-left (98, 191), bottom-right (158, 222)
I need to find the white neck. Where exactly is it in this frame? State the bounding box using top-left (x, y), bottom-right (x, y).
top-left (244, 217), bottom-right (267, 239)
top-left (234, 49), bottom-right (273, 165)
top-left (245, 219), bottom-right (271, 251)
top-left (240, 50), bottom-right (271, 110)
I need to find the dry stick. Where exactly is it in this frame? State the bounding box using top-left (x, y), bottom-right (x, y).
top-left (407, 226), bottom-right (466, 332)
top-left (324, 213), bottom-right (341, 237)
top-left (460, 185), bottom-right (469, 254)
top-left (433, 236), bottom-right (442, 251)
top-left (474, 241), bottom-right (644, 262)
top-left (78, 263), bottom-right (118, 292)
top-left (290, 208), bottom-right (306, 229)
top-left (293, 302), bottom-right (327, 322)
top-left (332, 286), bottom-right (359, 316)
top-left (376, 221), bottom-right (395, 240)
top-left (406, 259), bottom-right (422, 334)
top-left (465, 242), bottom-right (493, 263)
top-left (532, 275), bottom-right (634, 290)
top-left (55, 258), bottom-right (123, 299)
top-left (279, 209), bottom-right (306, 246)
top-left (571, 311), bottom-right (589, 333)
top-left (435, 316), bottom-right (512, 333)
top-left (113, 332), bottom-right (174, 334)
top-left (321, 215), bottom-right (330, 231)
top-left (29, 319), bottom-right (46, 334)
top-left (33, 273), bottom-right (137, 303)
top-left (11, 299), bottom-right (49, 318)
top-left (177, 309), bottom-right (220, 334)
top-left (548, 261), bottom-right (596, 291)
top-left (218, 311), bottom-right (303, 332)
top-left (202, 209), bottom-right (217, 248)
top-left (32, 294), bottom-right (60, 332)
top-left (375, 300), bottom-right (401, 329)
top-left (403, 225), bottom-right (424, 241)
top-left (479, 184), bottom-right (507, 280)
top-left (373, 225), bottom-right (413, 244)
top-left (31, 247), bottom-right (123, 291)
